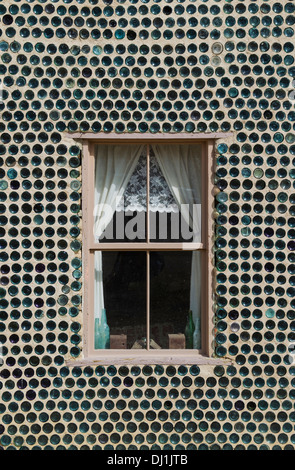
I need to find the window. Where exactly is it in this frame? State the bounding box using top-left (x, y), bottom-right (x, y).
top-left (82, 137), bottom-right (214, 364)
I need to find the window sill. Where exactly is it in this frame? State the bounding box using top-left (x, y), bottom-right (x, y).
top-left (66, 351), bottom-right (233, 367)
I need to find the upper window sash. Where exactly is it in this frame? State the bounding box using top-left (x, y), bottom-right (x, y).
top-left (86, 141), bottom-right (207, 251)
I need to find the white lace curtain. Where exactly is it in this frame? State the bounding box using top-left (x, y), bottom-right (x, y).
top-left (94, 144), bottom-right (202, 349)
top-left (116, 150), bottom-right (179, 213)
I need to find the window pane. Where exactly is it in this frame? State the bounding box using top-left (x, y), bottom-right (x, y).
top-left (150, 251), bottom-right (201, 350)
top-left (149, 145), bottom-right (202, 243)
top-left (95, 144), bottom-right (147, 243)
top-left (94, 250), bottom-right (201, 351)
top-left (95, 251), bottom-right (147, 349)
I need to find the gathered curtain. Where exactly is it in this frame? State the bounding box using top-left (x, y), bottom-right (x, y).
top-left (152, 144), bottom-right (202, 348)
top-left (93, 144), bottom-right (144, 322)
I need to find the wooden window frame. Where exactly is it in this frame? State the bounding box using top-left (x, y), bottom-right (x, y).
top-left (76, 133), bottom-right (227, 365)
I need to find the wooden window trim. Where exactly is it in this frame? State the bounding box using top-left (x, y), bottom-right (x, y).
top-left (68, 133), bottom-right (233, 366)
